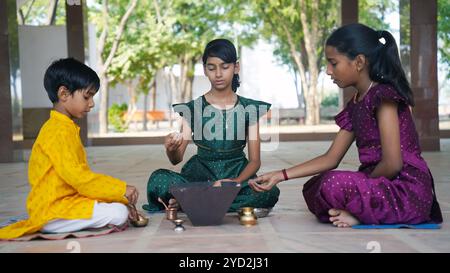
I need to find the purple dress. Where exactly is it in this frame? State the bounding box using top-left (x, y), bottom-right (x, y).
top-left (302, 84), bottom-right (443, 224)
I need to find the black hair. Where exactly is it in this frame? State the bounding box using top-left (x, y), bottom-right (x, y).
top-left (326, 23), bottom-right (414, 106)
top-left (202, 38), bottom-right (240, 92)
top-left (43, 57), bottom-right (100, 103)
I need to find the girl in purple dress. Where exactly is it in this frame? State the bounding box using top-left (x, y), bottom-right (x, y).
top-left (249, 23), bottom-right (443, 227)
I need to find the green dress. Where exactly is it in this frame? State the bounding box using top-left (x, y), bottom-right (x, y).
top-left (143, 95), bottom-right (280, 212)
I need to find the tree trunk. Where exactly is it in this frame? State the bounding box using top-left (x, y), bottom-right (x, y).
top-left (124, 80), bottom-right (137, 128)
top-left (99, 74), bottom-right (109, 134)
top-left (163, 70), bottom-right (175, 128)
top-left (143, 91), bottom-right (148, 131)
top-left (299, 0), bottom-right (320, 125)
top-left (151, 79), bottom-right (157, 110)
top-left (180, 54), bottom-right (195, 102)
top-left (169, 69), bottom-right (181, 104)
top-left (45, 0), bottom-right (59, 25)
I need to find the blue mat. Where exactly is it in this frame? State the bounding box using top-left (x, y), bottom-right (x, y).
top-left (352, 223), bottom-right (441, 229)
top-left (0, 213), bottom-right (28, 228)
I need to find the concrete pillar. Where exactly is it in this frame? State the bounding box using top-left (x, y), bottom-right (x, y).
top-left (0, 0), bottom-right (23, 163)
top-left (66, 0), bottom-right (89, 145)
top-left (410, 0), bottom-right (440, 151)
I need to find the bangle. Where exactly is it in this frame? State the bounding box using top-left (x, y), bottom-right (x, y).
top-left (281, 169), bottom-right (289, 181)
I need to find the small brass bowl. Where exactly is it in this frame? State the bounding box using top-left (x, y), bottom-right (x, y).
top-left (131, 214), bottom-right (149, 227)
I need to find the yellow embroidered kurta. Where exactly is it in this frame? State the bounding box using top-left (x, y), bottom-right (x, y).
top-left (0, 110), bottom-right (128, 239)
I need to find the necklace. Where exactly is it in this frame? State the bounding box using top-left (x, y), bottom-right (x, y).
top-left (224, 109), bottom-right (235, 129)
top-left (354, 81), bottom-right (373, 103)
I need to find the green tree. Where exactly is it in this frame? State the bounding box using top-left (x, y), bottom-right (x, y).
top-left (108, 0), bottom-right (176, 130)
top-left (358, 0), bottom-right (396, 30)
top-left (89, 0), bottom-right (138, 134)
top-left (250, 0), bottom-right (338, 125)
top-left (164, 0), bottom-right (259, 103)
top-left (438, 0), bottom-right (450, 79)
top-left (17, 0), bottom-right (66, 25)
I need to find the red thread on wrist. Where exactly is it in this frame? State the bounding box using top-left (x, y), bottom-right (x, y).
top-left (282, 169), bottom-right (289, 181)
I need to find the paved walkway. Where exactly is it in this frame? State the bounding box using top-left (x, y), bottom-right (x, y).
top-left (1, 140), bottom-right (449, 252)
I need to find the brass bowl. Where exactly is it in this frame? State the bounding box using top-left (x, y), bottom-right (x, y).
top-left (130, 214), bottom-right (149, 227)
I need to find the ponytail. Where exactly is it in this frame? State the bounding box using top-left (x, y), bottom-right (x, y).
top-left (369, 30), bottom-right (414, 106)
top-left (326, 23), bottom-right (414, 106)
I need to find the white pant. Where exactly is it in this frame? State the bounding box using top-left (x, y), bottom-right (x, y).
top-left (41, 202), bottom-right (128, 233)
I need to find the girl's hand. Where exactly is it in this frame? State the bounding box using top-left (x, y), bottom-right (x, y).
top-left (213, 178), bottom-right (238, 187)
top-left (248, 171), bottom-right (284, 192)
top-left (125, 185), bottom-right (139, 205)
top-left (165, 132), bottom-right (183, 152)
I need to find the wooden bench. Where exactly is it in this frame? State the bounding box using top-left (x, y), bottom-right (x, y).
top-left (123, 110), bottom-right (167, 128)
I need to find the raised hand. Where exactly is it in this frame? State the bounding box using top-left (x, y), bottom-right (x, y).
top-left (165, 132), bottom-right (183, 152)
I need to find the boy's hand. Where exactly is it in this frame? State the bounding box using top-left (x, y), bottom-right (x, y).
top-left (165, 132), bottom-right (183, 152)
top-left (125, 185), bottom-right (139, 205)
top-left (127, 204), bottom-right (139, 221)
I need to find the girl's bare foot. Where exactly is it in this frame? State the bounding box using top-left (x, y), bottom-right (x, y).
top-left (328, 208), bottom-right (360, 228)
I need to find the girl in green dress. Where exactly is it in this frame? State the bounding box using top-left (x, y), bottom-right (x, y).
top-left (143, 38), bottom-right (280, 213)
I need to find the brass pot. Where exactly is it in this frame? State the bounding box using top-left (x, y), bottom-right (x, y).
top-left (238, 207), bottom-right (257, 226)
top-left (166, 208), bottom-right (178, 220)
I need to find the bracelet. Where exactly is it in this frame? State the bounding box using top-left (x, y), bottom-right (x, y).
top-left (281, 169), bottom-right (289, 181)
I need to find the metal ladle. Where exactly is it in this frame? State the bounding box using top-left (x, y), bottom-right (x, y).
top-left (158, 197), bottom-right (169, 210)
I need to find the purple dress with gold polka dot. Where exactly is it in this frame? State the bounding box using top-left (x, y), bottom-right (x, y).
top-left (302, 84), bottom-right (443, 224)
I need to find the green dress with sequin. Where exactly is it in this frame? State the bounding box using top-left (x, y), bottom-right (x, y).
top-left (143, 95), bottom-right (280, 212)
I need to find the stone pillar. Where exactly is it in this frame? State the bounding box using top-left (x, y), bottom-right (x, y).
top-left (410, 0), bottom-right (439, 151)
top-left (66, 0), bottom-right (89, 146)
top-left (0, 0), bottom-right (23, 163)
top-left (340, 0), bottom-right (359, 107)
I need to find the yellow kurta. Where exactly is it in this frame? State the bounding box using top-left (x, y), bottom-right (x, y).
top-left (0, 110), bottom-right (128, 239)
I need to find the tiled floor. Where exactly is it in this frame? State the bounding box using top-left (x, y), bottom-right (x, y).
top-left (0, 140), bottom-right (449, 253)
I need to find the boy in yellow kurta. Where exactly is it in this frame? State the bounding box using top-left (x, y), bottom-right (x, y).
top-left (0, 58), bottom-right (139, 239)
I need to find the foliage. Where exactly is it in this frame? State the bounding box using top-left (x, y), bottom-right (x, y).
top-left (321, 93), bottom-right (339, 107)
top-left (17, 0), bottom-right (66, 25)
top-left (438, 0), bottom-right (450, 79)
top-left (250, 0), bottom-right (338, 73)
top-left (108, 103), bottom-right (128, 132)
top-left (358, 0), bottom-right (396, 30)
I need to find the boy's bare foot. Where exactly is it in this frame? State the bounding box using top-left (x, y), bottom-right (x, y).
top-left (328, 208), bottom-right (360, 228)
